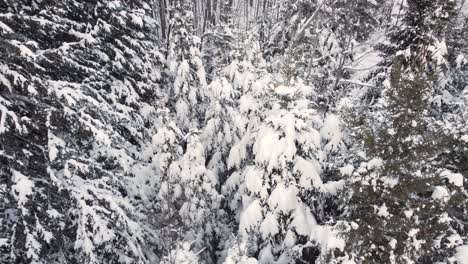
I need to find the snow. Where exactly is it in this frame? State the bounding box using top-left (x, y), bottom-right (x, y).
top-left (440, 170), bottom-right (464, 187)
top-left (129, 13), bottom-right (143, 27)
top-left (376, 203), bottom-right (390, 218)
top-left (174, 60), bottom-right (190, 93)
top-left (381, 176), bottom-right (399, 188)
top-left (290, 203), bottom-right (317, 236)
top-left (340, 164), bottom-right (354, 176)
top-left (162, 242), bottom-right (199, 264)
top-left (429, 39), bottom-right (448, 66)
top-left (404, 210), bottom-right (414, 219)
top-left (0, 74), bottom-right (12, 92)
top-left (11, 170), bottom-right (34, 207)
top-left (310, 224), bottom-right (345, 252)
top-left (321, 114), bottom-right (343, 153)
top-left (274, 85), bottom-right (297, 96)
top-left (239, 199), bottom-right (263, 235)
top-left (223, 242), bottom-right (258, 264)
top-left (48, 132), bottom-right (65, 161)
top-left (461, 135), bottom-right (468, 143)
top-left (389, 239), bottom-right (397, 250)
top-left (260, 213), bottom-right (280, 238)
top-left (456, 245), bottom-right (468, 264)
top-left (68, 28), bottom-right (97, 44)
top-left (254, 124), bottom-right (297, 171)
top-left (227, 144), bottom-right (246, 169)
top-left (244, 166), bottom-right (263, 195)
top-left (322, 180), bottom-right (345, 194)
top-left (239, 94), bottom-right (258, 114)
top-left (0, 103), bottom-right (22, 134)
top-left (447, 233), bottom-right (463, 248)
top-left (432, 186), bottom-right (449, 201)
top-left (258, 244), bottom-right (274, 264)
top-left (295, 157), bottom-right (322, 189)
top-left (0, 238), bottom-right (8, 247)
top-left (208, 77), bottom-right (233, 99)
top-left (25, 232), bottom-right (41, 261)
top-left (268, 183), bottom-right (299, 212)
top-left (408, 229), bottom-right (419, 237)
top-left (19, 45), bottom-right (34, 57)
top-left (283, 230), bottom-right (296, 248)
top-left (46, 209), bottom-right (62, 219)
top-left (367, 158), bottom-right (383, 170)
top-left (0, 20), bottom-right (12, 33)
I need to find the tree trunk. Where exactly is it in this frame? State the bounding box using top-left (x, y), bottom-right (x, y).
top-left (158, 0), bottom-right (167, 40)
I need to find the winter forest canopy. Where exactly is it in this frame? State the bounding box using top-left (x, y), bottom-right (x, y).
top-left (0, 0), bottom-right (468, 263)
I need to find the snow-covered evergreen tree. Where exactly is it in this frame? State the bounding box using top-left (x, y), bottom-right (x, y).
top-left (1, 1), bottom-right (468, 263)
top-left (1, 0), bottom-right (164, 262)
top-left (340, 0), bottom-right (468, 262)
top-left (223, 72), bottom-right (346, 262)
top-left (166, 0), bottom-right (207, 131)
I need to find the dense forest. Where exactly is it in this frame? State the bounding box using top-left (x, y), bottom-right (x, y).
top-left (0, 0), bottom-right (468, 263)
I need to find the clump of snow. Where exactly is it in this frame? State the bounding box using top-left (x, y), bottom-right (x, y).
top-left (46, 209), bottom-right (62, 219)
top-left (376, 203), bottom-right (390, 218)
top-left (389, 238), bottom-right (397, 249)
top-left (322, 180), bottom-right (345, 194)
top-left (19, 45), bottom-right (34, 57)
top-left (11, 170), bottom-right (34, 207)
top-left (268, 183), bottom-right (299, 212)
top-left (461, 135), bottom-right (468, 143)
top-left (260, 213), bottom-right (280, 238)
top-left (48, 132), bottom-right (65, 161)
top-left (0, 238), bottom-right (8, 247)
top-left (446, 234), bottom-right (463, 248)
top-left (129, 13), bottom-right (143, 27)
top-left (295, 157), bottom-right (322, 189)
top-left (290, 203), bottom-right (317, 236)
top-left (258, 244), bottom-right (274, 264)
top-left (432, 186), bottom-right (449, 201)
top-left (455, 245), bottom-right (468, 264)
top-left (321, 114), bottom-right (344, 153)
top-left (244, 166), bottom-right (263, 195)
top-left (380, 176), bottom-right (399, 188)
top-left (440, 170), bottom-right (463, 187)
top-left (0, 20), bottom-right (12, 33)
top-left (254, 126), bottom-right (296, 171)
top-left (228, 144), bottom-right (246, 169)
top-left (208, 77), bottom-right (233, 99)
top-left (339, 164), bottom-right (354, 176)
top-left (408, 229), bottom-right (419, 237)
top-left (367, 158), bottom-right (383, 170)
top-left (239, 200), bottom-right (263, 235)
top-left (310, 224), bottom-right (345, 252)
top-left (404, 210), bottom-right (413, 219)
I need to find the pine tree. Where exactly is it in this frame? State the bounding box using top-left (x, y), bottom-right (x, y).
top-left (340, 1), bottom-right (468, 262)
top-left (224, 74), bottom-right (346, 262)
top-left (1, 0), bottom-right (164, 262)
top-left (166, 0), bottom-right (207, 131)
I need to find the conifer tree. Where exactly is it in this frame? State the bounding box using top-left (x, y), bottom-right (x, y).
top-left (166, 0), bottom-right (207, 131)
top-left (341, 1), bottom-right (468, 262)
top-left (1, 0), bottom-right (163, 262)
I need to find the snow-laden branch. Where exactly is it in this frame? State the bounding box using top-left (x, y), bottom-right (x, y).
top-left (337, 79), bottom-right (376, 88)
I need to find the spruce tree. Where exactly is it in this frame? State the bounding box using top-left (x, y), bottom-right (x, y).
top-left (1, 0), bottom-right (163, 262)
top-left (341, 1), bottom-right (468, 262)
